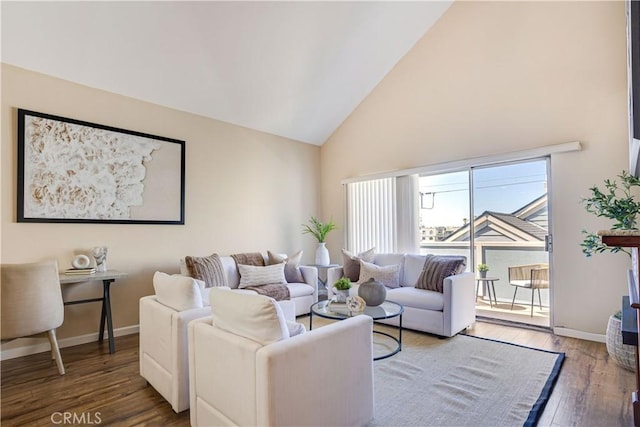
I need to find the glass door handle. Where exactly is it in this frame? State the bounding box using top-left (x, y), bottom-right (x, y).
top-left (545, 235), bottom-right (553, 252)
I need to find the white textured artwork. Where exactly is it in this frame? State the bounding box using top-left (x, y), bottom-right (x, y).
top-left (23, 116), bottom-right (163, 220)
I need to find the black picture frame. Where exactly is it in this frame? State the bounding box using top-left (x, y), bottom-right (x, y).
top-left (17, 109), bottom-right (185, 224)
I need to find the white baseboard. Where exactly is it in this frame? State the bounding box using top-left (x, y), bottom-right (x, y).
top-left (554, 326), bottom-right (605, 343)
top-left (1, 324), bottom-right (140, 361)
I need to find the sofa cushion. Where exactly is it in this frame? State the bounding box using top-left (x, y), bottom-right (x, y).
top-left (184, 253), bottom-right (228, 288)
top-left (386, 287), bottom-right (445, 311)
top-left (153, 272), bottom-right (203, 311)
top-left (209, 288), bottom-right (289, 345)
top-left (286, 282), bottom-right (314, 298)
top-left (403, 254), bottom-right (428, 287)
top-left (238, 263), bottom-right (287, 289)
top-left (342, 247), bottom-right (375, 281)
top-left (416, 255), bottom-right (467, 293)
top-left (267, 250), bottom-right (304, 283)
top-left (358, 260), bottom-right (401, 288)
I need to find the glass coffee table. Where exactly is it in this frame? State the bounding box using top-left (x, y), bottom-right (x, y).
top-left (309, 299), bottom-right (404, 360)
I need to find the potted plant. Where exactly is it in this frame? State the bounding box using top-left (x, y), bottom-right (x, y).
top-left (477, 263), bottom-right (489, 278)
top-left (581, 170), bottom-right (640, 257)
top-left (302, 216), bottom-right (337, 265)
top-left (581, 171), bottom-right (640, 369)
top-left (333, 277), bottom-right (351, 302)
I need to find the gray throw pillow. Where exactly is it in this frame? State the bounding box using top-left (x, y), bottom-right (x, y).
top-left (342, 247), bottom-right (376, 282)
top-left (415, 255), bottom-right (466, 293)
top-left (267, 250), bottom-right (305, 283)
top-left (358, 260), bottom-right (401, 288)
top-left (185, 253), bottom-right (228, 288)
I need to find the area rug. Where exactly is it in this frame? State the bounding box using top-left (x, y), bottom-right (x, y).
top-left (370, 333), bottom-right (565, 427)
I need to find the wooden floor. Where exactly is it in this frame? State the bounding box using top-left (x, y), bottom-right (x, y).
top-left (1, 318), bottom-right (635, 426)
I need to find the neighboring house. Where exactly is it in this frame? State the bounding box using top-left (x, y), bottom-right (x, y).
top-left (444, 194), bottom-right (548, 243)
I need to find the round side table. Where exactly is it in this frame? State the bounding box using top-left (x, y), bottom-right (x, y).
top-left (476, 277), bottom-right (499, 308)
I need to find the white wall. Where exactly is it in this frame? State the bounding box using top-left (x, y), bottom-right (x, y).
top-left (321, 1), bottom-right (630, 336)
top-left (1, 64), bottom-right (321, 348)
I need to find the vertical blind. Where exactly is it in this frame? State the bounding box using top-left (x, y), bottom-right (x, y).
top-left (345, 175), bottom-right (419, 254)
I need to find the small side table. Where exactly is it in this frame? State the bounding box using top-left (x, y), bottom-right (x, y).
top-left (309, 264), bottom-right (339, 290)
top-left (476, 277), bottom-right (499, 308)
top-left (59, 270), bottom-right (127, 354)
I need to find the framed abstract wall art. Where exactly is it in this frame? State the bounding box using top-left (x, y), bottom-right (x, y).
top-left (17, 109), bottom-right (185, 224)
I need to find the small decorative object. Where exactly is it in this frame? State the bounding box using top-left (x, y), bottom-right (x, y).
top-left (358, 277), bottom-right (386, 306)
top-left (346, 295), bottom-right (366, 313)
top-left (581, 170), bottom-right (640, 257)
top-left (606, 311), bottom-right (635, 371)
top-left (71, 254), bottom-right (91, 269)
top-left (91, 246), bottom-right (108, 272)
top-left (333, 277), bottom-right (351, 303)
top-left (478, 263), bottom-right (489, 278)
top-left (302, 216), bottom-right (337, 265)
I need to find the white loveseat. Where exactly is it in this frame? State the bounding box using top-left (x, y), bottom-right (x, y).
top-left (139, 253), bottom-right (318, 413)
top-left (327, 253), bottom-right (476, 337)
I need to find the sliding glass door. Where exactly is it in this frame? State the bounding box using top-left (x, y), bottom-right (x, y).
top-left (471, 160), bottom-right (550, 327)
top-left (419, 159), bottom-right (551, 327)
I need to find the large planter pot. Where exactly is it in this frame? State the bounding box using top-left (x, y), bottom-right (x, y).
top-left (358, 278), bottom-right (387, 306)
top-left (315, 242), bottom-right (330, 266)
top-left (606, 313), bottom-right (635, 371)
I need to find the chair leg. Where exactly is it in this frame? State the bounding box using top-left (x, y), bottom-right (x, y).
top-left (510, 287), bottom-right (518, 310)
top-left (538, 288), bottom-right (543, 309)
top-left (531, 288), bottom-right (535, 317)
top-left (47, 329), bottom-right (65, 375)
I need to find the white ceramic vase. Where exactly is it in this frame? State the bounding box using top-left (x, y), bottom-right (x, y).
top-left (315, 242), bottom-right (330, 266)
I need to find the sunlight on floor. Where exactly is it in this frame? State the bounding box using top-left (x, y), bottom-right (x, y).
top-left (475, 297), bottom-right (550, 328)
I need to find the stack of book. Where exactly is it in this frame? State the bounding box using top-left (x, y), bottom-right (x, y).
top-left (327, 300), bottom-right (351, 315)
top-left (64, 267), bottom-right (96, 275)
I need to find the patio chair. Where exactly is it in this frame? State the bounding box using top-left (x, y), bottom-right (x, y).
top-left (508, 263), bottom-right (549, 317)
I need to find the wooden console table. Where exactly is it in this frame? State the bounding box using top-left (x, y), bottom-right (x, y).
top-left (600, 231), bottom-right (640, 426)
top-left (59, 270), bottom-right (127, 354)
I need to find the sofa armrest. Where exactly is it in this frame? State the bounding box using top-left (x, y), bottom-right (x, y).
top-left (442, 272), bottom-right (476, 337)
top-left (326, 266), bottom-right (344, 299)
top-left (256, 315), bottom-right (374, 426)
top-left (299, 265), bottom-right (319, 302)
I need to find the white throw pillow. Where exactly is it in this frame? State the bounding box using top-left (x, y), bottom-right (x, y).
top-left (286, 320), bottom-right (306, 337)
top-left (198, 282), bottom-right (232, 307)
top-left (358, 260), bottom-right (401, 288)
top-left (153, 271), bottom-right (203, 311)
top-left (238, 263), bottom-right (287, 289)
top-left (209, 288), bottom-right (289, 345)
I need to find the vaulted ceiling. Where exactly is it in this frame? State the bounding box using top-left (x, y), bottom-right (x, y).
top-left (1, 1), bottom-right (452, 145)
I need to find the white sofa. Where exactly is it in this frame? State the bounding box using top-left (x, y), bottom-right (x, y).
top-left (188, 289), bottom-right (374, 427)
top-left (140, 254), bottom-right (318, 413)
top-left (327, 253), bottom-right (476, 337)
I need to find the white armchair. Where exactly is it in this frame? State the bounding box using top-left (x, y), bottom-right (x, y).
top-left (140, 286), bottom-right (296, 413)
top-left (188, 289), bottom-right (374, 427)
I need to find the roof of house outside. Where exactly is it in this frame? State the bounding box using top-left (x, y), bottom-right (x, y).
top-left (443, 194), bottom-right (548, 242)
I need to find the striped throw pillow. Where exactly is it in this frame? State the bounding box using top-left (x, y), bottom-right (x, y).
top-left (185, 253), bottom-right (228, 288)
top-left (238, 263), bottom-right (287, 289)
top-left (415, 255), bottom-right (466, 293)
